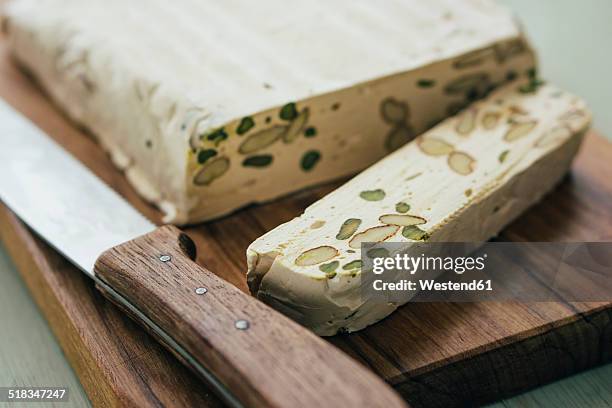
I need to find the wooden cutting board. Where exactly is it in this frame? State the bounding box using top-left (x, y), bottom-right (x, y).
top-left (1, 38), bottom-right (612, 407)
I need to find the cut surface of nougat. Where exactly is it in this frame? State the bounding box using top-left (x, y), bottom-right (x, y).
top-left (4, 0), bottom-right (535, 223)
top-left (246, 80), bottom-right (591, 336)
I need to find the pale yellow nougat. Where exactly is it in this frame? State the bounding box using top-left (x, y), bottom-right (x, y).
top-left (247, 81), bottom-right (591, 335)
top-left (4, 0), bottom-right (535, 223)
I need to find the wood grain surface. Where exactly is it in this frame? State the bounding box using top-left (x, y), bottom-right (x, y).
top-left (95, 225), bottom-right (406, 408)
top-left (0, 208), bottom-right (226, 408)
top-left (1, 36), bottom-right (612, 408)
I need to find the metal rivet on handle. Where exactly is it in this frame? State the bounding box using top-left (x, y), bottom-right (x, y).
top-left (195, 287), bottom-right (208, 295)
top-left (159, 254), bottom-right (171, 262)
top-left (235, 319), bottom-right (250, 330)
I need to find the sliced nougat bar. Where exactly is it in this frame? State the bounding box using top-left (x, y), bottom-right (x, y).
top-left (246, 80), bottom-right (591, 335)
top-left (4, 0), bottom-right (535, 223)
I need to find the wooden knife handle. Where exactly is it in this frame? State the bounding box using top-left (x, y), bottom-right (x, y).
top-left (94, 225), bottom-right (407, 408)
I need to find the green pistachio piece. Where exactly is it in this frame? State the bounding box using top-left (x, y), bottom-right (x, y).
top-left (499, 150), bottom-right (509, 163)
top-left (336, 218), bottom-right (362, 240)
top-left (319, 261), bottom-right (339, 277)
top-left (395, 202), bottom-right (411, 213)
top-left (301, 150), bottom-right (321, 171)
top-left (402, 225), bottom-right (429, 241)
top-left (279, 102), bottom-right (298, 121)
top-left (242, 155), bottom-right (273, 167)
top-left (193, 157), bottom-right (230, 186)
top-left (197, 149), bottom-right (217, 164)
top-left (527, 67), bottom-right (538, 79)
top-left (519, 79), bottom-right (545, 94)
top-left (417, 79), bottom-right (436, 88)
top-left (304, 126), bottom-right (317, 137)
top-left (359, 189), bottom-right (385, 201)
top-left (205, 128), bottom-right (228, 146)
top-left (236, 117), bottom-right (255, 135)
top-left (518, 67), bottom-right (545, 93)
top-left (342, 260), bottom-right (363, 270)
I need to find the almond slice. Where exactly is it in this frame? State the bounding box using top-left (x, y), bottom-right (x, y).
top-left (193, 157), bottom-right (230, 186)
top-left (336, 218), bottom-right (362, 240)
top-left (295, 246), bottom-right (339, 266)
top-left (379, 214), bottom-right (426, 226)
top-left (448, 151), bottom-right (476, 175)
top-left (239, 125), bottom-right (287, 154)
top-left (349, 225), bottom-right (399, 249)
top-left (456, 109), bottom-right (477, 135)
top-left (418, 137), bottom-right (454, 156)
top-left (482, 111), bottom-right (501, 129)
top-left (504, 120), bottom-right (537, 142)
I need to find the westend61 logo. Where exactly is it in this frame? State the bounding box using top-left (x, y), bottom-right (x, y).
top-left (361, 242), bottom-right (612, 303)
top-left (372, 253), bottom-right (487, 275)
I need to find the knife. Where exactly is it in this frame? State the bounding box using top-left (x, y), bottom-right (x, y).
top-left (0, 98), bottom-right (407, 408)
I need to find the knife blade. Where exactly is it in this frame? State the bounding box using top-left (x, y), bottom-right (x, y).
top-left (0, 99), bottom-right (407, 408)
